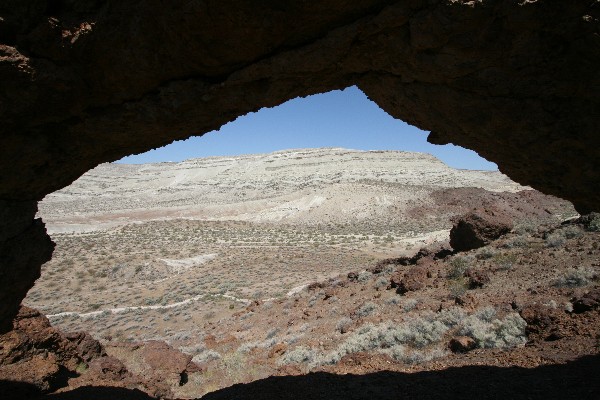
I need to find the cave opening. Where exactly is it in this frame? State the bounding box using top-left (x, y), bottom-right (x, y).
top-left (1, 1), bottom-right (598, 397)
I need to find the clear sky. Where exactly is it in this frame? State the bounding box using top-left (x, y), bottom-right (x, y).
top-left (118, 86), bottom-right (497, 171)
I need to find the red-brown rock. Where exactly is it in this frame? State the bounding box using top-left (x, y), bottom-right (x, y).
top-left (520, 304), bottom-right (566, 342)
top-left (0, 306), bottom-right (82, 392)
top-left (450, 209), bottom-right (513, 252)
top-left (65, 331), bottom-right (106, 362)
top-left (390, 266), bottom-right (429, 294)
top-left (465, 269), bottom-right (491, 289)
top-left (572, 289), bottom-right (600, 313)
top-left (449, 336), bottom-right (477, 353)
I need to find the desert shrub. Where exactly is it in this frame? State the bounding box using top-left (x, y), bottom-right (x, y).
top-left (474, 306), bottom-right (496, 322)
top-left (400, 348), bottom-right (449, 365)
top-left (553, 267), bottom-right (597, 288)
top-left (448, 256), bottom-right (473, 279)
top-left (383, 264), bottom-right (397, 274)
top-left (320, 309), bottom-right (466, 366)
top-left (266, 328), bottom-right (280, 340)
top-left (564, 302), bottom-right (574, 313)
top-left (217, 350), bottom-right (260, 383)
top-left (513, 222), bottom-right (537, 235)
top-left (285, 334), bottom-right (302, 345)
top-left (562, 225), bottom-right (582, 239)
top-left (436, 307), bottom-right (467, 327)
top-left (385, 295), bottom-right (402, 306)
top-left (402, 298), bottom-right (419, 312)
top-left (278, 346), bottom-right (316, 365)
top-left (336, 317), bottom-right (353, 334)
top-left (545, 232), bottom-right (565, 248)
top-left (279, 307), bottom-right (523, 369)
top-left (239, 338), bottom-right (276, 353)
top-left (448, 278), bottom-right (468, 299)
top-left (459, 311), bottom-right (527, 349)
top-left (585, 213), bottom-right (600, 232)
top-left (192, 349), bottom-right (221, 363)
top-left (251, 290), bottom-right (263, 299)
top-left (503, 235), bottom-right (529, 249)
top-left (204, 311), bottom-right (216, 320)
top-left (357, 271), bottom-right (371, 283)
top-left (355, 302), bottom-right (378, 318)
top-left (380, 344), bottom-right (406, 361)
top-left (476, 247), bottom-right (496, 260)
top-left (239, 311), bottom-right (254, 320)
top-left (374, 276), bottom-right (389, 289)
top-left (492, 253), bottom-right (518, 271)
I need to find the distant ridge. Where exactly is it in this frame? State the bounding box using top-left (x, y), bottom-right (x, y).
top-left (40, 148), bottom-right (524, 233)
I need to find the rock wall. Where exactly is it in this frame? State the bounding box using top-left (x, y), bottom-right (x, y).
top-left (0, 0), bottom-right (598, 328)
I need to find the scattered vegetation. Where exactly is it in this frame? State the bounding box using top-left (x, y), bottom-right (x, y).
top-left (279, 307), bottom-right (527, 369)
top-left (553, 267), bottom-right (597, 288)
top-left (447, 256), bottom-right (473, 279)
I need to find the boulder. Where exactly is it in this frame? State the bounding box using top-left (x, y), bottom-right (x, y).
top-left (390, 266), bottom-right (429, 294)
top-left (572, 289), bottom-right (600, 313)
top-left (0, 306), bottom-right (82, 392)
top-left (65, 331), bottom-right (106, 362)
top-left (449, 336), bottom-right (477, 353)
top-left (520, 304), bottom-right (566, 341)
top-left (450, 209), bottom-right (513, 251)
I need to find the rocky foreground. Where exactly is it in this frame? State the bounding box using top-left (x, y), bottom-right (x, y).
top-left (2, 208), bottom-right (599, 399)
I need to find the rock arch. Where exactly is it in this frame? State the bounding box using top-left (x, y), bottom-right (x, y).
top-left (0, 0), bottom-right (598, 329)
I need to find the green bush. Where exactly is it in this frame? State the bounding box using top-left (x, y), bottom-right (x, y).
top-left (459, 312), bottom-right (527, 349)
top-left (562, 225), bottom-right (582, 239)
top-left (448, 278), bottom-right (468, 299)
top-left (448, 256), bottom-right (473, 279)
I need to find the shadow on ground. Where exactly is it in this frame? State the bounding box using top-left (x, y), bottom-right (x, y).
top-left (2, 354), bottom-right (598, 400)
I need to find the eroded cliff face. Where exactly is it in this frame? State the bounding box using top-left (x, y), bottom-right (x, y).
top-left (0, 0), bottom-right (598, 328)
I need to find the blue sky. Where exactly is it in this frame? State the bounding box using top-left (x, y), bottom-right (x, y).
top-left (118, 86), bottom-right (497, 171)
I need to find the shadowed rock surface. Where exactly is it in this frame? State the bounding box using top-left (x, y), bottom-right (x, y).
top-left (198, 357), bottom-right (600, 400)
top-left (0, 0), bottom-right (598, 343)
top-left (0, 306), bottom-right (201, 398)
top-left (2, 355), bottom-right (600, 399)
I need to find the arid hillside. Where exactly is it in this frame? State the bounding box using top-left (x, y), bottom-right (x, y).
top-left (4, 148), bottom-right (593, 399)
top-left (39, 148), bottom-right (526, 233)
